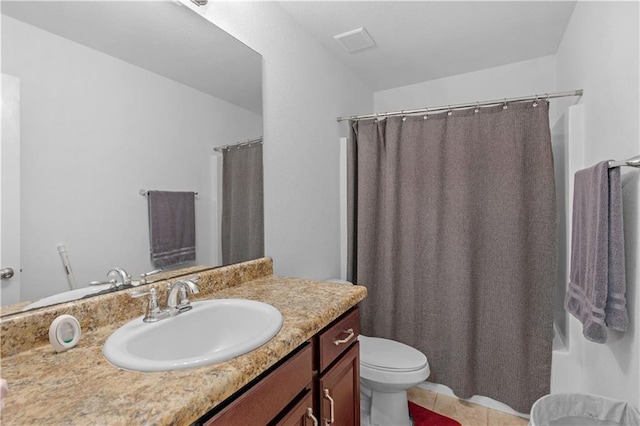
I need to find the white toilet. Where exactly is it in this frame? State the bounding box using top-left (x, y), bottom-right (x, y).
top-left (327, 280), bottom-right (430, 426)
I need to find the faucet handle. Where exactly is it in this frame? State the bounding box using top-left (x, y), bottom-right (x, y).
top-left (131, 287), bottom-right (167, 322)
top-left (89, 278), bottom-right (118, 287)
top-left (131, 287), bottom-right (156, 298)
top-left (141, 269), bottom-right (162, 278)
top-left (131, 268), bottom-right (163, 287)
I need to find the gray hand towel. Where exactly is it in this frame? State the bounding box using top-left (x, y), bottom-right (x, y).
top-left (147, 190), bottom-right (196, 268)
top-left (565, 161), bottom-right (628, 343)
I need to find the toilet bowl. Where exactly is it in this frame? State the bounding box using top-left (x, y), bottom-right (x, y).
top-left (359, 335), bottom-right (430, 426)
top-left (326, 280), bottom-right (429, 426)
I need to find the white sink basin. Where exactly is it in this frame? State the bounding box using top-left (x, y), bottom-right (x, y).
top-left (103, 299), bottom-right (283, 372)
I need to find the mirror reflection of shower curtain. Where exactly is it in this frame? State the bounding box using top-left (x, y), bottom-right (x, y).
top-left (221, 143), bottom-right (264, 265)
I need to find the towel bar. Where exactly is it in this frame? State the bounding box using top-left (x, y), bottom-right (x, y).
top-left (608, 154), bottom-right (640, 169)
top-left (139, 189), bottom-right (198, 197)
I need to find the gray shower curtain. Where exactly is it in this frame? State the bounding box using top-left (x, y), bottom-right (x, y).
top-left (347, 101), bottom-right (556, 413)
top-left (221, 143), bottom-right (264, 265)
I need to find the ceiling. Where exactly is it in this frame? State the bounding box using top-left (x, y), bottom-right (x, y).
top-left (2, 1), bottom-right (576, 108)
top-left (279, 1), bottom-right (577, 92)
top-left (1, 1), bottom-right (262, 114)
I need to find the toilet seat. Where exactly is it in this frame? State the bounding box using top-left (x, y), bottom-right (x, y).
top-left (359, 335), bottom-right (427, 372)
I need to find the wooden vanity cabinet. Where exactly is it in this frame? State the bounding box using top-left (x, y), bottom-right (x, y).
top-left (274, 390), bottom-right (316, 426)
top-left (314, 308), bottom-right (361, 426)
top-left (200, 344), bottom-right (314, 426)
top-left (195, 307), bottom-right (360, 426)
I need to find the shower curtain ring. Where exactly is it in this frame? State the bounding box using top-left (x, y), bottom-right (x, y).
top-left (533, 95), bottom-right (539, 107)
top-left (502, 98), bottom-right (508, 110)
top-left (423, 108), bottom-right (429, 120)
top-left (401, 110), bottom-right (407, 121)
top-left (545, 93), bottom-right (550, 103)
top-left (474, 102), bottom-right (480, 113)
top-left (447, 106), bottom-right (453, 116)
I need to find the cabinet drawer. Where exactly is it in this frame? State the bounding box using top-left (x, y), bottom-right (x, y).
top-left (318, 308), bottom-right (360, 372)
top-left (204, 343), bottom-right (312, 425)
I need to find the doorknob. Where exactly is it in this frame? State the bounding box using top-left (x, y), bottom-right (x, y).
top-left (1, 268), bottom-right (15, 279)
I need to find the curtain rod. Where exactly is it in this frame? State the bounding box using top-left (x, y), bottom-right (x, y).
top-left (213, 137), bottom-right (263, 152)
top-left (336, 89), bottom-right (583, 122)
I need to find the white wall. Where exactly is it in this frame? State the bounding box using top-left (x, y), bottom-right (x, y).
top-left (192, 1), bottom-right (373, 280)
top-left (375, 55), bottom-right (560, 125)
top-left (2, 16), bottom-right (262, 301)
top-left (552, 1), bottom-right (640, 407)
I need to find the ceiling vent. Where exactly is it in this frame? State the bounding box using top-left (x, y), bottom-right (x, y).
top-left (333, 27), bottom-right (376, 53)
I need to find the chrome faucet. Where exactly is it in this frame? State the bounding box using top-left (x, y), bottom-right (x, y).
top-left (107, 267), bottom-right (131, 288)
top-left (166, 277), bottom-right (200, 313)
top-left (91, 267), bottom-right (161, 288)
top-left (131, 276), bottom-right (201, 322)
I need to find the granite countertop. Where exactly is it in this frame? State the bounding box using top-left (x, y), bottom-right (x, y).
top-left (0, 276), bottom-right (367, 425)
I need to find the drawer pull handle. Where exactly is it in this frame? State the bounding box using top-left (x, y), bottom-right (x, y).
top-left (333, 328), bottom-right (355, 346)
top-left (323, 389), bottom-right (335, 425)
top-left (306, 407), bottom-right (319, 426)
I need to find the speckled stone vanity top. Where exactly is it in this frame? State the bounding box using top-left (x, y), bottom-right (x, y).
top-left (0, 258), bottom-right (367, 425)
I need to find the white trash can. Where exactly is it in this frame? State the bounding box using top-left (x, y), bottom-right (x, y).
top-left (529, 394), bottom-right (640, 426)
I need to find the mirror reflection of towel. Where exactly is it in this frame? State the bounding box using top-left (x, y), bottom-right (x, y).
top-left (147, 190), bottom-right (196, 268)
top-left (565, 162), bottom-right (627, 343)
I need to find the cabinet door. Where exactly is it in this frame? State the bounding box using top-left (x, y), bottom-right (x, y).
top-left (276, 390), bottom-right (320, 426)
top-left (317, 342), bottom-right (360, 426)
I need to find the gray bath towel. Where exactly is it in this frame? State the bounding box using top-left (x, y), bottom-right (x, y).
top-left (147, 190), bottom-right (196, 268)
top-left (565, 161), bottom-right (627, 343)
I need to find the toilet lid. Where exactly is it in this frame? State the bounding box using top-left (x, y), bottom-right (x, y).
top-left (359, 335), bottom-right (428, 372)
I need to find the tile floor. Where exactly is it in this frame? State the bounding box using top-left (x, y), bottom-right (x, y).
top-left (407, 387), bottom-right (529, 426)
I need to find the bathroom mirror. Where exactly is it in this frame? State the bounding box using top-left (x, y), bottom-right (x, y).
top-left (0, 1), bottom-right (263, 315)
